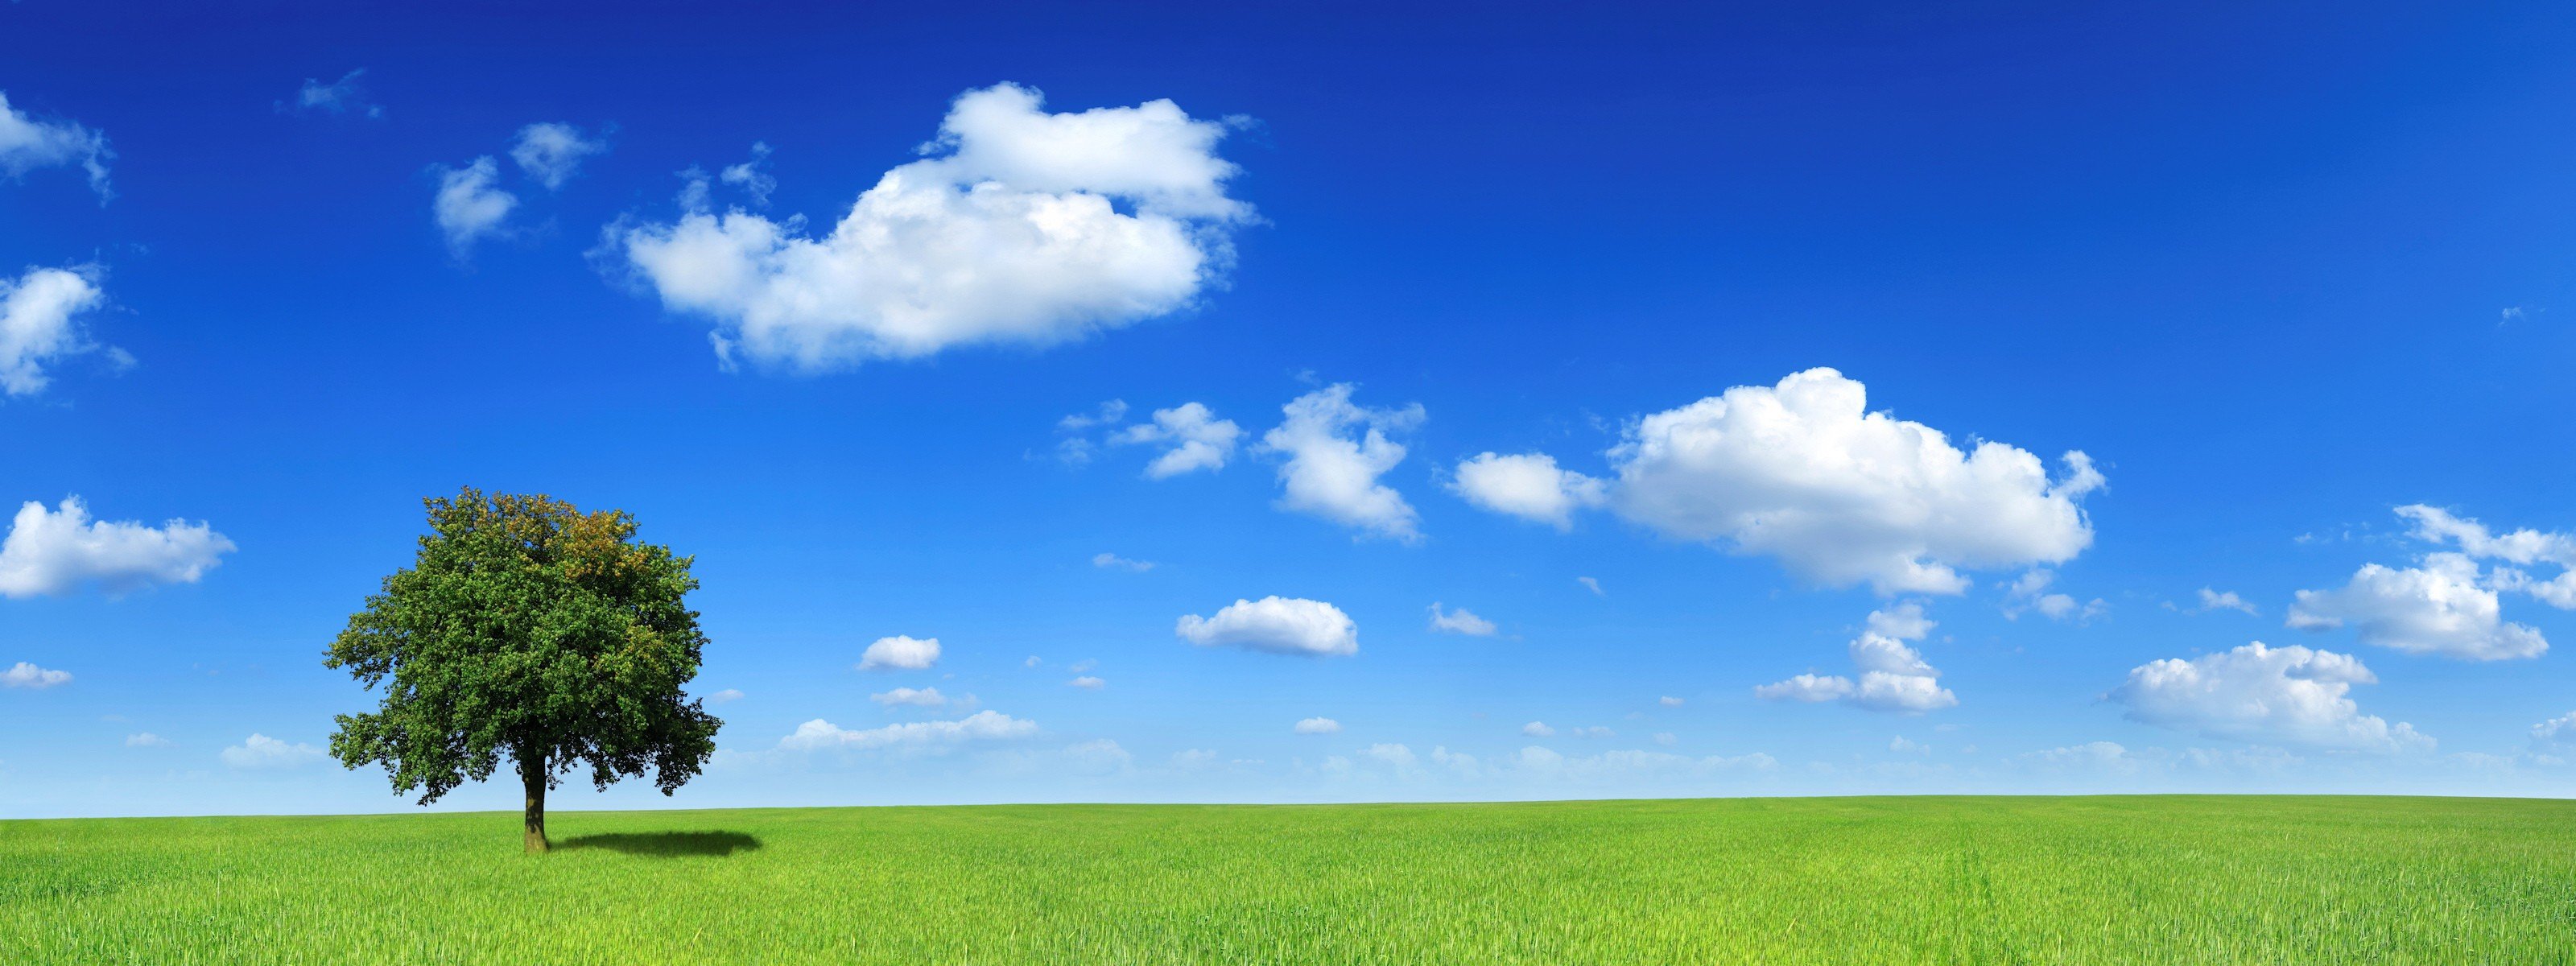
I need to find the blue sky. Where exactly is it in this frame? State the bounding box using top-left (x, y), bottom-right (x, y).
top-left (6, 2), bottom-right (2576, 818)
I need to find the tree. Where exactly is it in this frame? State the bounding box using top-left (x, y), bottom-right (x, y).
top-left (326, 488), bottom-right (721, 852)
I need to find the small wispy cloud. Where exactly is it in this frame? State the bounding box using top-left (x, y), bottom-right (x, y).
top-left (1427, 602), bottom-right (1496, 636)
top-left (1092, 552), bottom-right (1154, 572)
top-left (280, 69), bottom-right (382, 118)
top-left (1, 91), bottom-right (114, 200)
top-left (2194, 588), bottom-right (2259, 616)
top-left (2, 662), bottom-right (70, 688)
top-left (870, 687), bottom-right (948, 708)
top-left (510, 122), bottom-right (609, 192)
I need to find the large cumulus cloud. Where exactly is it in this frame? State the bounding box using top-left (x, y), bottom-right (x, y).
top-left (615, 84), bottom-right (1253, 370)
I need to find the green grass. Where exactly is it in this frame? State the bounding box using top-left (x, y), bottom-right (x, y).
top-left (6, 795), bottom-right (2573, 964)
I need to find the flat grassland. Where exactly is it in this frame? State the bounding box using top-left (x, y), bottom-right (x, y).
top-left (5, 795), bottom-right (2572, 964)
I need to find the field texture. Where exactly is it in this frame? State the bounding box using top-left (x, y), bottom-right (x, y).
top-left (5, 795), bottom-right (2572, 964)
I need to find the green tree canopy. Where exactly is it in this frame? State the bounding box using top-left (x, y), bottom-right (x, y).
top-left (326, 488), bottom-right (721, 852)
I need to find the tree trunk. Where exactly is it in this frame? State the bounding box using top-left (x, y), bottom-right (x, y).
top-left (521, 753), bottom-right (548, 853)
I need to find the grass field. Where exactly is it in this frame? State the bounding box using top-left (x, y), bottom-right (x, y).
top-left (6, 795), bottom-right (2573, 964)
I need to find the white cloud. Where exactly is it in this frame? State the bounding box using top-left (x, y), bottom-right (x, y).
top-left (857, 634), bottom-right (941, 671)
top-left (869, 686), bottom-right (948, 707)
top-left (0, 497), bottom-right (235, 598)
top-left (1576, 576), bottom-right (1604, 596)
top-left (1450, 452), bottom-right (1604, 530)
top-left (1506, 745), bottom-right (1777, 783)
top-left (1889, 735), bottom-right (1929, 754)
top-left (2195, 588), bottom-right (2259, 615)
top-left (1176, 596), bottom-right (1358, 656)
top-left (1, 662), bottom-right (70, 689)
top-left (720, 142), bottom-right (777, 207)
top-left (1429, 745), bottom-right (1481, 776)
top-left (1052, 400), bottom-right (1126, 466)
top-left (2001, 569), bottom-right (2105, 622)
top-left (2397, 504), bottom-right (2576, 610)
top-left (1658, 696), bottom-right (1684, 707)
top-left (615, 83), bottom-right (1251, 370)
top-left (1062, 738), bottom-right (1132, 773)
top-left (778, 710), bottom-right (1038, 752)
top-left (2003, 570), bottom-right (2054, 613)
top-left (1756, 674), bottom-right (1856, 703)
top-left (2, 266), bottom-right (111, 398)
top-left (2016, 741), bottom-right (2306, 778)
top-left (2399, 505), bottom-right (2576, 567)
top-left (283, 69), bottom-right (382, 119)
top-left (1473, 369), bottom-right (2101, 595)
top-left (1067, 675), bottom-right (1104, 689)
top-left (0, 91), bottom-right (112, 200)
top-left (221, 734), bottom-right (326, 769)
top-left (2021, 741), bottom-right (2132, 770)
top-left (432, 157), bottom-right (516, 258)
top-left (124, 732), bottom-right (171, 747)
top-left (707, 688), bottom-right (745, 704)
top-left (1613, 369), bottom-right (2103, 594)
top-left (1757, 603), bottom-right (1957, 713)
top-left (2532, 712), bottom-right (2576, 761)
top-left (1261, 384), bottom-right (1426, 542)
top-left (1058, 398), bottom-right (1129, 432)
top-left (1293, 716), bottom-right (1340, 734)
top-left (2524, 716), bottom-right (2576, 767)
top-left (2037, 596), bottom-right (2106, 621)
top-left (1652, 732), bottom-right (1677, 746)
top-left (1054, 440), bottom-right (1093, 467)
top-left (2287, 554), bottom-right (2545, 660)
top-left (1571, 725), bottom-right (1614, 739)
top-left (2108, 641), bottom-right (2434, 753)
top-left (510, 122), bottom-right (609, 191)
top-left (2493, 569), bottom-right (2576, 611)
top-left (1113, 402), bottom-right (1242, 478)
top-left (1092, 551), bottom-right (1154, 572)
top-left (1426, 602), bottom-right (1496, 636)
top-left (1362, 743), bottom-right (1418, 769)
top-left (1521, 720), bottom-right (1555, 737)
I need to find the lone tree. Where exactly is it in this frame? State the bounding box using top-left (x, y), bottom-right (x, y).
top-left (326, 488), bottom-right (721, 852)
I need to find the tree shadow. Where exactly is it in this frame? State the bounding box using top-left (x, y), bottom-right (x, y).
top-left (553, 831), bottom-right (762, 857)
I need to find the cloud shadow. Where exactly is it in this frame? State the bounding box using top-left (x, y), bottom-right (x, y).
top-left (552, 831), bottom-right (762, 857)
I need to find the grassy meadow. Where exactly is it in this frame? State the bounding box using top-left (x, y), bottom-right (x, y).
top-left (6, 795), bottom-right (2573, 964)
